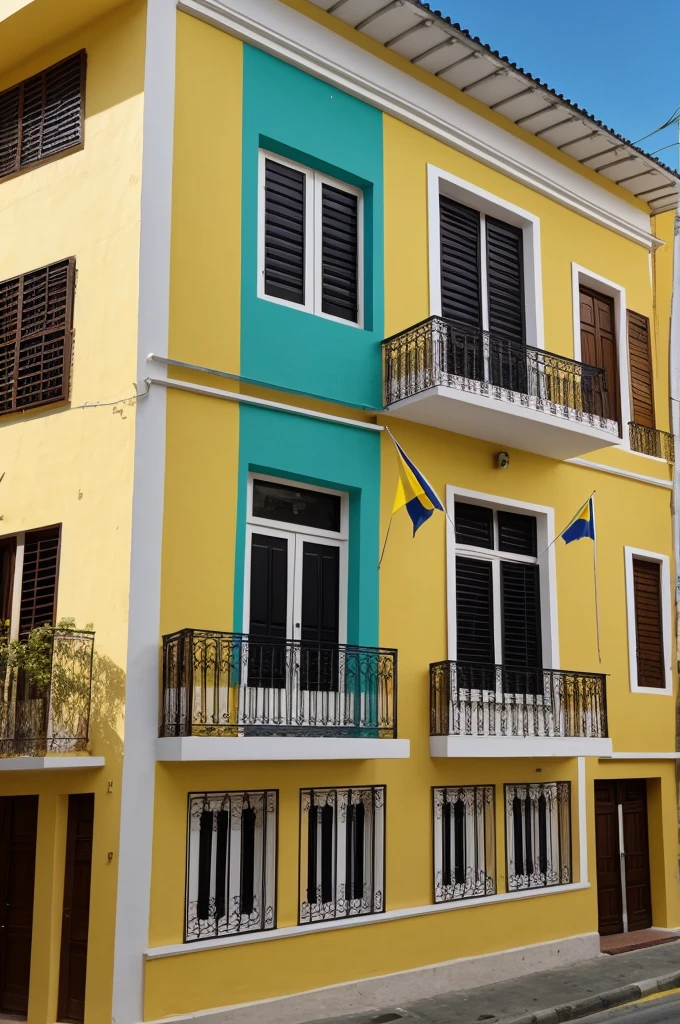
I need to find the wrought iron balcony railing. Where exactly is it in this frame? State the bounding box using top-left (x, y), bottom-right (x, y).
top-left (629, 422), bottom-right (675, 462)
top-left (430, 662), bottom-right (608, 740)
top-left (161, 629), bottom-right (398, 738)
top-left (382, 316), bottom-right (619, 433)
top-left (0, 628), bottom-right (95, 756)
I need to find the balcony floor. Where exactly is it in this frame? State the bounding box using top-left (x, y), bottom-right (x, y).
top-left (387, 385), bottom-right (620, 460)
top-left (430, 736), bottom-right (613, 758)
top-left (157, 736), bottom-right (410, 762)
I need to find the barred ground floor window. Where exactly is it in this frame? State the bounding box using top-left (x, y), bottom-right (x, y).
top-left (433, 786), bottom-right (496, 902)
top-left (299, 785), bottom-right (385, 924)
top-left (505, 782), bottom-right (571, 890)
top-left (186, 790), bottom-right (278, 941)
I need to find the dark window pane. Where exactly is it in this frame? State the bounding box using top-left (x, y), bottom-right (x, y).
top-left (498, 510), bottom-right (537, 555)
top-left (454, 502), bottom-right (493, 548)
top-left (252, 479), bottom-right (341, 532)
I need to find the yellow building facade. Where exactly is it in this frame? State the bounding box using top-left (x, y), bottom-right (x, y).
top-left (1, 1), bottom-right (679, 1023)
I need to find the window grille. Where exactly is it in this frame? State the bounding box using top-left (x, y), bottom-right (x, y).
top-left (505, 782), bottom-right (571, 890)
top-left (186, 790), bottom-right (277, 941)
top-left (433, 786), bottom-right (495, 903)
top-left (299, 785), bottom-right (385, 924)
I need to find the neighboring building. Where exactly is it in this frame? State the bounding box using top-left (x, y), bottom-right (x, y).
top-left (0, 2), bottom-right (679, 1023)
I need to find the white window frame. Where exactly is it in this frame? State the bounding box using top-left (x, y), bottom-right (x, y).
top-left (445, 485), bottom-right (559, 670)
top-left (299, 784), bottom-right (385, 924)
top-left (243, 473), bottom-right (349, 644)
top-left (433, 785), bottom-right (495, 904)
top-left (427, 163), bottom-right (544, 351)
top-left (624, 546), bottom-right (672, 695)
top-left (185, 790), bottom-right (278, 942)
top-left (257, 149), bottom-right (364, 328)
top-left (571, 263), bottom-right (631, 444)
top-left (505, 781), bottom-right (572, 891)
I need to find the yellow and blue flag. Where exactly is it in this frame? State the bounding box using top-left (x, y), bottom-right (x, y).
top-left (391, 434), bottom-right (444, 535)
top-left (561, 496), bottom-right (595, 544)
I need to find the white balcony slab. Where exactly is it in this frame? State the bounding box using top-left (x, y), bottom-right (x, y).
top-left (430, 736), bottom-right (613, 758)
top-left (0, 755), bottom-right (105, 771)
top-left (157, 736), bottom-right (410, 762)
top-left (386, 387), bottom-right (620, 460)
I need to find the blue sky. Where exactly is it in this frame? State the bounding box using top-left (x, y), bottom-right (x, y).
top-left (431, 0), bottom-right (680, 171)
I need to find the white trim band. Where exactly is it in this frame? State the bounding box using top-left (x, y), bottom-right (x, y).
top-left (0, 756), bottom-right (105, 772)
top-left (145, 881), bottom-right (590, 959)
top-left (566, 458), bottom-right (673, 489)
top-left (599, 752), bottom-right (680, 759)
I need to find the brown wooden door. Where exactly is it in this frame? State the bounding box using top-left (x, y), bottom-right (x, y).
top-left (595, 780), bottom-right (652, 935)
top-left (580, 287), bottom-right (619, 424)
top-left (627, 311), bottom-right (655, 428)
top-left (58, 794), bottom-right (94, 1024)
top-left (0, 795), bottom-right (38, 1016)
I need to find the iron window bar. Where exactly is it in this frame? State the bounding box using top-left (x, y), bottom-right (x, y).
top-left (629, 422), bottom-right (675, 462)
top-left (382, 315), bottom-right (619, 433)
top-left (161, 629), bottom-right (398, 738)
top-left (505, 782), bottom-right (571, 890)
top-left (430, 661), bottom-right (608, 739)
top-left (433, 785), bottom-right (496, 903)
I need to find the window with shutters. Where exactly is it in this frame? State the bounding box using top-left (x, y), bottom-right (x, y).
top-left (505, 782), bottom-right (571, 890)
top-left (0, 52), bottom-right (86, 181)
top-left (258, 150), bottom-right (363, 325)
top-left (452, 499), bottom-right (544, 692)
top-left (0, 526), bottom-right (61, 640)
top-left (186, 790), bottom-right (277, 941)
top-left (433, 786), bottom-right (495, 903)
top-left (299, 786), bottom-right (385, 924)
top-left (625, 548), bottom-right (670, 693)
top-left (0, 258), bottom-right (76, 416)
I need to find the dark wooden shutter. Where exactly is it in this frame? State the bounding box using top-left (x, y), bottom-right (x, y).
top-left (57, 793), bottom-right (94, 1024)
top-left (0, 52), bottom-right (85, 181)
top-left (627, 311), bottom-right (655, 428)
top-left (632, 558), bottom-right (664, 688)
top-left (486, 216), bottom-right (525, 346)
top-left (0, 258), bottom-right (75, 416)
top-left (263, 159), bottom-right (306, 306)
top-left (498, 511), bottom-right (537, 556)
top-left (501, 562), bottom-right (542, 683)
top-left (18, 526), bottom-right (60, 638)
top-left (454, 502), bottom-right (493, 548)
top-left (321, 183), bottom-right (358, 322)
top-left (456, 557), bottom-right (494, 664)
top-left (0, 538), bottom-right (16, 625)
top-left (579, 287), bottom-right (619, 423)
top-left (439, 195), bottom-right (481, 327)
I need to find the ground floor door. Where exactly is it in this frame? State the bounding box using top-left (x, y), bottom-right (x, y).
top-left (58, 793), bottom-right (94, 1024)
top-left (0, 795), bottom-right (38, 1016)
top-left (595, 779), bottom-right (652, 935)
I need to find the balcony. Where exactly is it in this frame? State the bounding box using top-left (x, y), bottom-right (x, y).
top-left (157, 629), bottom-right (409, 761)
top-left (430, 661), bottom-right (612, 757)
top-left (0, 628), bottom-right (98, 768)
top-left (382, 317), bottom-right (621, 460)
top-left (629, 422), bottom-right (675, 462)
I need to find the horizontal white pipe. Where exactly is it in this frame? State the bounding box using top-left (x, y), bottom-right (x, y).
top-left (566, 457), bottom-right (672, 489)
top-left (148, 378), bottom-right (385, 432)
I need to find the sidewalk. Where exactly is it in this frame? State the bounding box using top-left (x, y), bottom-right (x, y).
top-left (305, 940), bottom-right (680, 1024)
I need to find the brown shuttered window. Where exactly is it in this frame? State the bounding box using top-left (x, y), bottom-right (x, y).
top-left (0, 52), bottom-right (85, 180)
top-left (632, 558), bottom-right (664, 689)
top-left (19, 526), bottom-right (61, 638)
top-left (0, 258), bottom-right (76, 415)
top-left (627, 311), bottom-right (655, 428)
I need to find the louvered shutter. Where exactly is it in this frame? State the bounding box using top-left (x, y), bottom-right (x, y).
top-left (0, 52), bottom-right (84, 180)
top-left (321, 183), bottom-right (358, 322)
top-left (627, 311), bottom-right (655, 428)
top-left (19, 526), bottom-right (61, 638)
top-left (263, 159), bottom-right (306, 306)
top-left (456, 557), bottom-right (494, 664)
top-left (498, 511), bottom-right (537, 556)
top-left (0, 537), bottom-right (16, 624)
top-left (632, 558), bottom-right (664, 688)
top-left (501, 562), bottom-right (542, 694)
top-left (439, 195), bottom-right (481, 327)
top-left (486, 216), bottom-right (525, 346)
top-left (454, 502), bottom-right (493, 548)
top-left (0, 258), bottom-right (75, 415)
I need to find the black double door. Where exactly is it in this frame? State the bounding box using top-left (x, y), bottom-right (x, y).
top-left (248, 531), bottom-right (341, 691)
top-left (0, 796), bottom-right (38, 1017)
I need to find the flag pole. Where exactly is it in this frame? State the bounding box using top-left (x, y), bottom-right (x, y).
top-left (536, 490), bottom-right (596, 559)
top-left (378, 514), bottom-right (393, 570)
top-left (591, 497), bottom-right (602, 663)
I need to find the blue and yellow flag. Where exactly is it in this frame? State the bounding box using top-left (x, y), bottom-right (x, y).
top-left (390, 434), bottom-right (444, 535)
top-left (561, 496), bottom-right (595, 544)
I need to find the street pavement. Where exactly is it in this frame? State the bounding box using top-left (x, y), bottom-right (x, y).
top-left (582, 990), bottom-right (680, 1023)
top-left (301, 941), bottom-right (680, 1024)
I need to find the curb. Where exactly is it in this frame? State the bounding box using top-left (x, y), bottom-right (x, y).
top-left (500, 969), bottom-right (680, 1024)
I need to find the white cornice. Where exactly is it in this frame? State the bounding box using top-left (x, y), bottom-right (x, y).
top-left (178, 0), bottom-right (661, 251)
